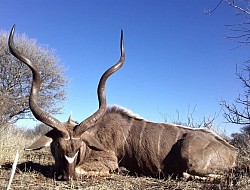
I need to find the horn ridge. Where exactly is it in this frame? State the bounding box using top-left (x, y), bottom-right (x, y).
top-left (8, 25), bottom-right (69, 138)
top-left (75, 30), bottom-right (125, 136)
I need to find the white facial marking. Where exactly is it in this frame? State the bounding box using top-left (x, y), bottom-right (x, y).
top-left (71, 137), bottom-right (81, 140)
top-left (64, 137), bottom-right (70, 141)
top-left (65, 150), bottom-right (79, 164)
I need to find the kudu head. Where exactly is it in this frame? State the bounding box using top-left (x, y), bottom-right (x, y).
top-left (8, 25), bottom-right (125, 180)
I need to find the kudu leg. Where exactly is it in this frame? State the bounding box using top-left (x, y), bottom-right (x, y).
top-left (75, 150), bottom-right (118, 177)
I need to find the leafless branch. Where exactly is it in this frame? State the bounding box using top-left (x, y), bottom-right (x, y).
top-left (224, 0), bottom-right (250, 15)
top-left (221, 64), bottom-right (250, 125)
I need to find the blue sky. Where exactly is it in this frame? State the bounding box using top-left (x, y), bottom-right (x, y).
top-left (1, 1), bottom-right (249, 135)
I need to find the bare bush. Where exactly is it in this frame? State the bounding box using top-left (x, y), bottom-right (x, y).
top-left (231, 132), bottom-right (250, 161)
top-left (0, 124), bottom-right (34, 164)
top-left (162, 106), bottom-right (217, 130)
top-left (24, 123), bottom-right (51, 139)
top-left (0, 31), bottom-right (67, 127)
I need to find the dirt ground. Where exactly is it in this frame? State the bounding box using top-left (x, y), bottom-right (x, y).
top-left (1, 149), bottom-right (250, 190)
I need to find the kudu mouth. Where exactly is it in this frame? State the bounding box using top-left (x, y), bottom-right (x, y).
top-left (8, 25), bottom-right (125, 138)
top-left (57, 158), bottom-right (78, 181)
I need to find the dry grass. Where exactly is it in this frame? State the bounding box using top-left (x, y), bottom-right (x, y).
top-left (1, 125), bottom-right (250, 189)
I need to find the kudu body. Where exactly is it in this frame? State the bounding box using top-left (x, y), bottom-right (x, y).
top-left (9, 25), bottom-right (237, 180)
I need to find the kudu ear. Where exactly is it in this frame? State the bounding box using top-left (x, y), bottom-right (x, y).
top-left (81, 132), bottom-right (105, 151)
top-left (25, 130), bottom-right (57, 151)
top-left (25, 135), bottom-right (52, 150)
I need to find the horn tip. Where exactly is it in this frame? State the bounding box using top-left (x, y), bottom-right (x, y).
top-left (120, 29), bottom-right (124, 41)
top-left (11, 24), bottom-right (16, 34)
top-left (68, 111), bottom-right (72, 120)
top-left (9, 24), bottom-right (16, 45)
top-left (120, 29), bottom-right (124, 55)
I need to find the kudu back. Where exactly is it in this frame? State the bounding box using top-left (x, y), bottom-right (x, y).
top-left (8, 25), bottom-right (237, 180)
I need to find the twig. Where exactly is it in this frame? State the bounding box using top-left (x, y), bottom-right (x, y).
top-left (224, 0), bottom-right (250, 15)
top-left (204, 0), bottom-right (223, 15)
top-left (6, 150), bottom-right (19, 190)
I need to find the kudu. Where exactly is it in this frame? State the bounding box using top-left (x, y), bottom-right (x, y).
top-left (9, 25), bottom-right (237, 181)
